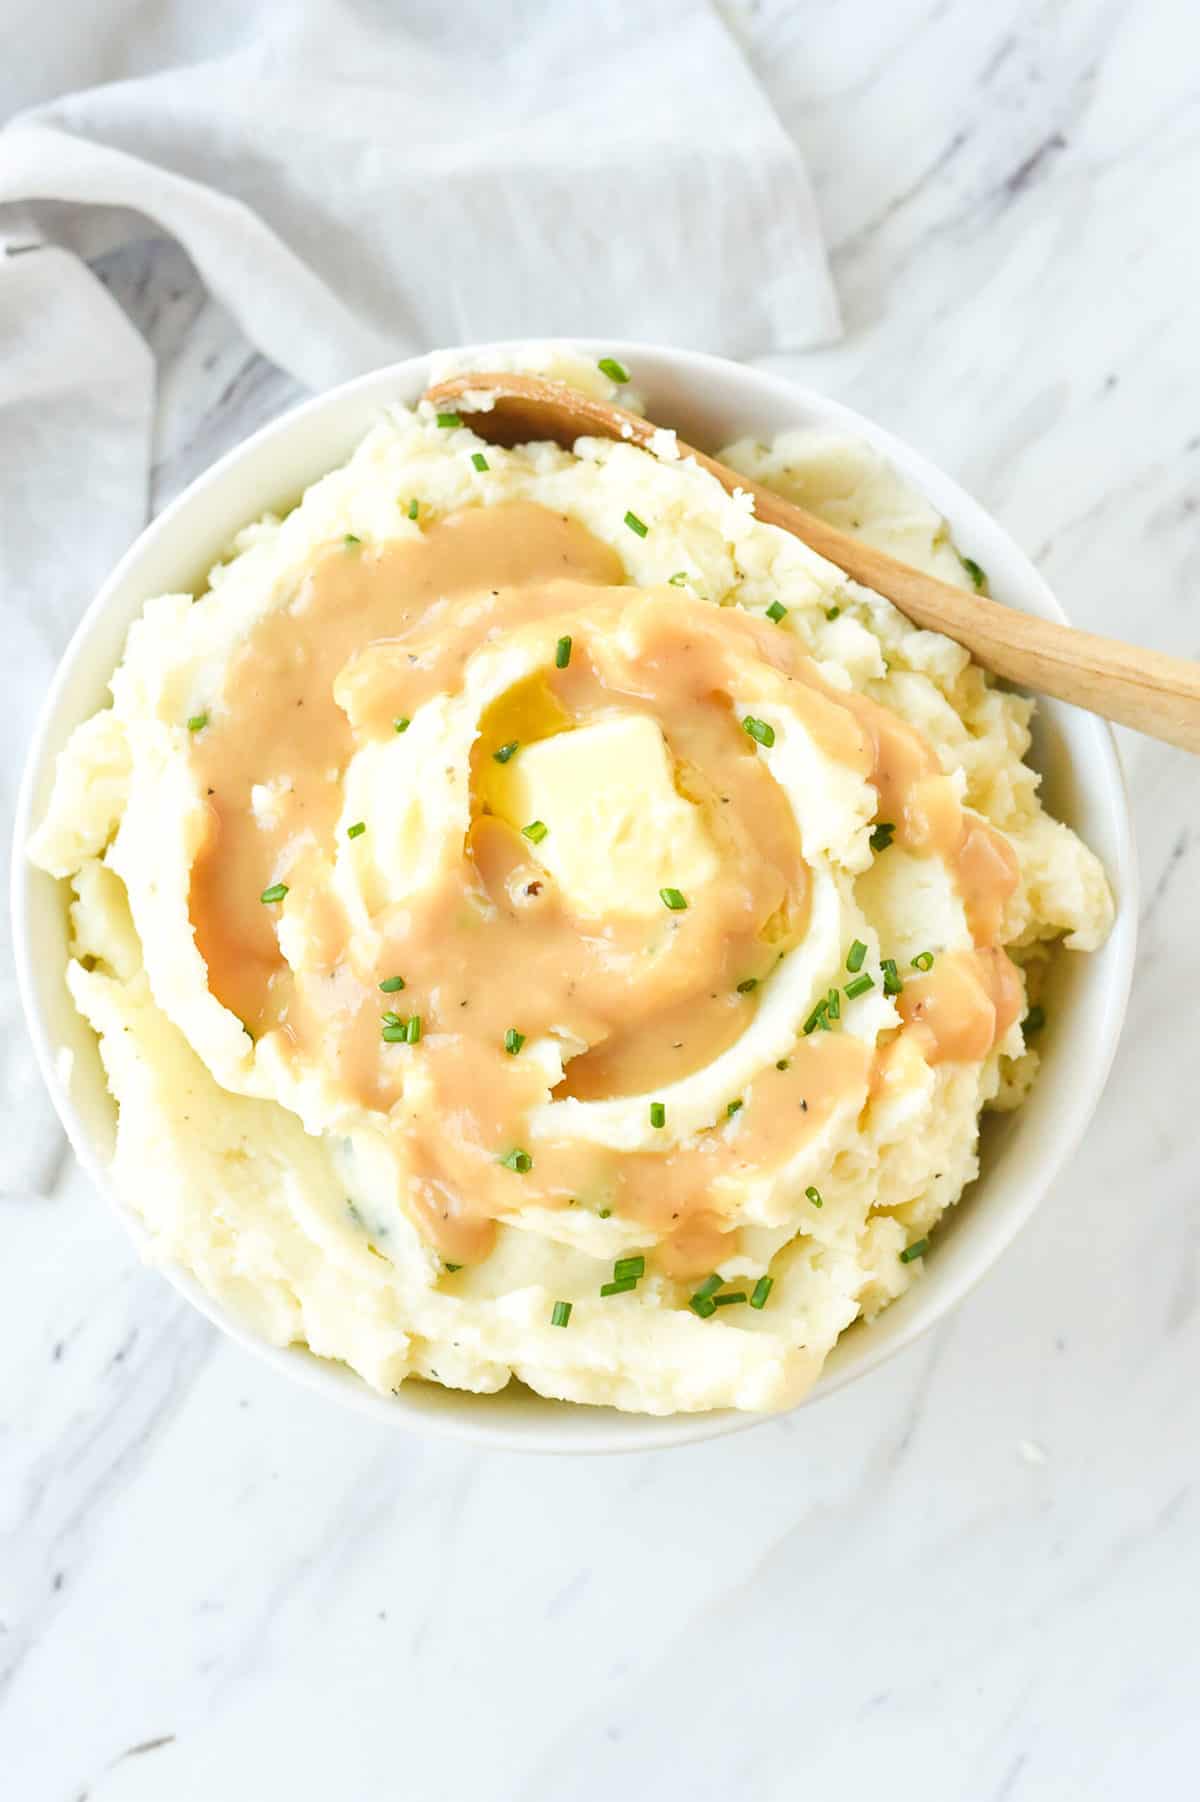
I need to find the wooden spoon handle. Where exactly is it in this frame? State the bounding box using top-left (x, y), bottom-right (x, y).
top-left (427, 372), bottom-right (1200, 753)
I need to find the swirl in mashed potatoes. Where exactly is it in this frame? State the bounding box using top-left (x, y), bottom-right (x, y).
top-left (31, 351), bottom-right (1113, 1413)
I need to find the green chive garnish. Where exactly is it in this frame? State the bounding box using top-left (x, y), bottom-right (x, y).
top-left (408, 498), bottom-right (419, 520)
top-left (382, 1024), bottom-right (407, 1043)
top-left (766, 600), bottom-right (788, 623)
top-left (693, 1274), bottom-right (723, 1302)
top-left (776, 1058), bottom-right (790, 1071)
top-left (660, 887), bottom-right (688, 911)
top-left (962, 556), bottom-right (987, 592)
top-left (500, 1148), bottom-right (532, 1173)
top-left (668, 571), bottom-right (689, 586)
top-left (555, 635), bottom-right (572, 669)
top-left (844, 973), bottom-right (875, 1000)
top-left (347, 821), bottom-right (366, 839)
top-left (881, 959), bottom-right (902, 997)
top-left (826, 987), bottom-right (841, 1022)
top-left (504, 1028), bottom-right (526, 1056)
top-left (726, 1098), bottom-right (743, 1118)
top-left (846, 939), bottom-right (868, 973)
top-left (870, 822), bottom-right (895, 852)
top-left (911, 951), bottom-right (935, 972)
top-left (381, 1011), bottom-right (403, 1028)
top-left (803, 1000), bottom-right (828, 1035)
top-left (900, 1237), bottom-right (929, 1264)
top-left (1024, 1005), bottom-right (1046, 1035)
top-left (187, 712), bottom-right (208, 733)
top-left (689, 1294), bottom-right (716, 1318)
top-left (614, 1255), bottom-right (645, 1283)
top-left (713, 1291), bottom-right (747, 1308)
top-left (444, 1262), bottom-right (462, 1273)
top-left (742, 716), bottom-right (775, 748)
top-left (471, 451), bottom-right (489, 472)
top-left (750, 1276), bottom-right (773, 1309)
top-left (650, 1101), bottom-right (665, 1129)
top-left (394, 717), bottom-right (410, 734)
top-left (260, 883), bottom-right (288, 904)
top-left (598, 357), bottom-right (630, 383)
top-left (551, 1300), bottom-right (572, 1328)
top-left (379, 976), bottom-right (406, 993)
top-left (826, 605), bottom-right (841, 621)
top-left (598, 1207), bottom-right (612, 1219)
top-left (624, 510), bottom-right (648, 537)
top-left (522, 819), bottom-right (548, 844)
top-left (600, 1278), bottom-right (638, 1296)
top-left (436, 411), bottom-right (462, 428)
top-left (737, 978), bottom-right (758, 994)
top-left (405, 1014), bottom-right (422, 1044)
top-left (344, 533), bottom-right (361, 548)
top-left (806, 1186), bottom-right (823, 1208)
top-left (493, 740), bottom-right (518, 763)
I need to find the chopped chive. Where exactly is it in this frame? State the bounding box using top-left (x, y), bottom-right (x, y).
top-left (470, 451), bottom-right (489, 472)
top-left (598, 356), bottom-right (630, 383)
top-left (598, 1207), bottom-right (612, 1219)
top-left (870, 822), bottom-right (895, 852)
top-left (726, 1098), bottom-right (744, 1118)
top-left (806, 1185), bottom-right (823, 1209)
top-left (881, 959), bottom-right (902, 997)
top-left (554, 634), bottom-right (572, 669)
top-left (736, 977), bottom-right (759, 994)
top-left (911, 951), bottom-right (935, 972)
top-left (347, 821), bottom-right (366, 839)
top-left (1023, 1004), bottom-right (1046, 1035)
top-left (551, 1300), bottom-right (572, 1328)
top-left (649, 1101), bottom-right (666, 1129)
top-left (600, 1277), bottom-right (637, 1296)
top-left (749, 1275), bottom-right (774, 1310)
top-left (826, 605), bottom-right (841, 621)
top-left (408, 498), bottom-right (420, 520)
top-left (381, 1024), bottom-right (407, 1043)
top-left (766, 599), bottom-right (788, 623)
top-left (846, 939), bottom-right (868, 973)
top-left (614, 1255), bottom-right (645, 1282)
top-left (776, 1058), bottom-right (790, 1071)
top-left (500, 1148), bottom-right (532, 1173)
top-left (394, 717), bottom-right (411, 734)
top-left (693, 1273), bottom-right (723, 1302)
top-left (668, 571), bottom-right (689, 586)
top-left (962, 556), bottom-right (987, 592)
top-left (826, 987), bottom-right (841, 1022)
top-left (900, 1237), bottom-right (929, 1264)
top-left (186, 712), bottom-right (208, 733)
top-left (343, 533), bottom-right (361, 548)
top-left (504, 1028), bottom-right (526, 1056)
top-left (444, 1262), bottom-right (462, 1273)
top-left (522, 819), bottom-right (548, 844)
top-left (803, 1000), bottom-right (828, 1035)
top-left (844, 973), bottom-right (875, 1000)
top-left (689, 1293), bottom-right (717, 1318)
top-left (713, 1291), bottom-right (747, 1308)
top-left (624, 510), bottom-right (648, 537)
top-left (493, 739), bottom-right (519, 763)
top-left (436, 411), bottom-right (462, 428)
top-left (405, 1014), bottom-right (422, 1044)
top-left (660, 887), bottom-right (688, 911)
top-left (379, 975), bottom-right (406, 993)
top-left (381, 1011), bottom-right (404, 1028)
top-left (742, 715), bottom-right (776, 748)
top-left (260, 882), bottom-right (288, 904)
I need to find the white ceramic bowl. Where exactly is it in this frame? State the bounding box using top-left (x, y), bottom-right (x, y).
top-left (11, 340), bottom-right (1137, 1453)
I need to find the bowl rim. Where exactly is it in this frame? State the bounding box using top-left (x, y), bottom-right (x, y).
top-left (11, 337), bottom-right (1138, 1454)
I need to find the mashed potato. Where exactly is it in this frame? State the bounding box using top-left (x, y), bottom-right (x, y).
top-left (30, 349), bottom-right (1113, 1414)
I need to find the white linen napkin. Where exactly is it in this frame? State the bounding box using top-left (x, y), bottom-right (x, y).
top-left (0, 0), bottom-right (839, 1194)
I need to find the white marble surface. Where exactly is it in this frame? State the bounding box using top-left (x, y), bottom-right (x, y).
top-left (4, 3), bottom-right (1199, 1797)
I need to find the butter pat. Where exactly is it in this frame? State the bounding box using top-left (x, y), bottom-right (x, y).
top-left (496, 714), bottom-right (718, 920)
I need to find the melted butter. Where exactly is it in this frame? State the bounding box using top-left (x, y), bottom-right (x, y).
top-left (186, 500), bottom-right (1024, 1265)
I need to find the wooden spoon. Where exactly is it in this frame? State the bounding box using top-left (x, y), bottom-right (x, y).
top-left (426, 371), bottom-right (1200, 754)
